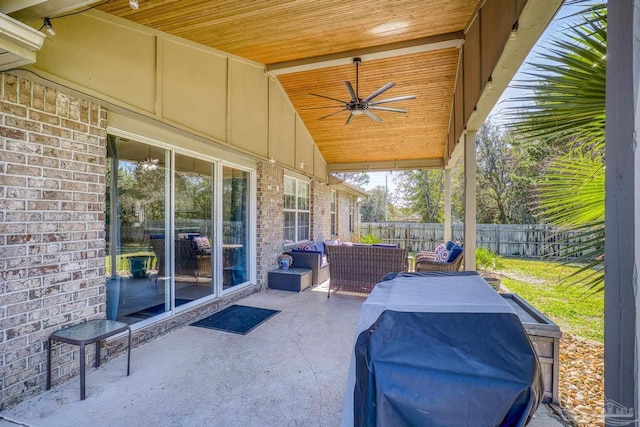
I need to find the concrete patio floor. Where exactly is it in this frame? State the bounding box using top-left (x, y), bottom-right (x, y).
top-left (1, 284), bottom-right (564, 427)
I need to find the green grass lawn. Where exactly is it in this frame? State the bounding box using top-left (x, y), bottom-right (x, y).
top-left (105, 250), bottom-right (156, 274)
top-left (497, 258), bottom-right (604, 342)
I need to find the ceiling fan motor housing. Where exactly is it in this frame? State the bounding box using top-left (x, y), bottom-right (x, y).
top-left (347, 102), bottom-right (368, 112)
top-left (305, 57), bottom-right (416, 124)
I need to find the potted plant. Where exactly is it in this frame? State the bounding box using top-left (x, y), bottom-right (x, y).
top-left (475, 248), bottom-right (503, 291)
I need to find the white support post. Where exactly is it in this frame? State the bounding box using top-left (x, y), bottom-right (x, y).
top-left (463, 131), bottom-right (476, 271)
top-left (444, 168), bottom-right (452, 242)
top-left (604, 1), bottom-right (640, 424)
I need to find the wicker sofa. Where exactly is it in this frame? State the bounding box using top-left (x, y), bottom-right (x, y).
top-left (325, 245), bottom-right (408, 297)
top-left (284, 244), bottom-right (330, 286)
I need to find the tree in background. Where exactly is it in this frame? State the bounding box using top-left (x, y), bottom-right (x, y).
top-left (505, 1), bottom-right (606, 291)
top-left (476, 122), bottom-right (539, 224)
top-left (391, 121), bottom-right (541, 225)
top-left (360, 185), bottom-right (396, 222)
top-left (394, 170), bottom-right (445, 222)
top-left (331, 172), bottom-right (370, 189)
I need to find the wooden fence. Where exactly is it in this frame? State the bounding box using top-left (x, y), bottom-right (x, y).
top-left (360, 222), bottom-right (592, 258)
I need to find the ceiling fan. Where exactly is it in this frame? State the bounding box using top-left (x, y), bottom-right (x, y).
top-left (304, 57), bottom-right (416, 125)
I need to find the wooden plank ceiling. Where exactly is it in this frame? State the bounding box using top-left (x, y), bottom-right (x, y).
top-left (98, 0), bottom-right (480, 170)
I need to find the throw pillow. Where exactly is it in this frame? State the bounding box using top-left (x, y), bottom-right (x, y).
top-left (446, 244), bottom-right (463, 263)
top-left (435, 248), bottom-right (450, 263)
top-left (310, 242), bottom-right (325, 254)
top-left (445, 240), bottom-right (456, 250)
top-left (193, 236), bottom-right (211, 255)
top-left (434, 243), bottom-right (446, 255)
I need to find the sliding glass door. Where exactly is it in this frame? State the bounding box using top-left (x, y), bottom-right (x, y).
top-left (106, 136), bottom-right (171, 323)
top-left (222, 166), bottom-right (249, 290)
top-left (106, 135), bottom-right (254, 324)
top-left (174, 154), bottom-right (215, 303)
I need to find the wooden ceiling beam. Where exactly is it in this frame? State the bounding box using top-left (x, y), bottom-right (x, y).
top-left (327, 158), bottom-right (444, 173)
top-left (266, 31), bottom-right (463, 76)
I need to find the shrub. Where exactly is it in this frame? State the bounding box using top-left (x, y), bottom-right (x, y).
top-left (476, 247), bottom-right (503, 272)
top-left (360, 234), bottom-right (382, 244)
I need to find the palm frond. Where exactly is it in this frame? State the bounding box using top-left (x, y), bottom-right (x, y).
top-left (544, 221), bottom-right (604, 292)
top-left (504, 6), bottom-right (607, 152)
top-left (536, 153), bottom-right (605, 226)
top-left (502, 3), bottom-right (606, 292)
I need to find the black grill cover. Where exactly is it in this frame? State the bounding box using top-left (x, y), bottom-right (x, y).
top-left (354, 310), bottom-right (543, 427)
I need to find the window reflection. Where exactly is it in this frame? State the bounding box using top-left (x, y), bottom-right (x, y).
top-left (106, 136), bottom-right (170, 323)
top-left (106, 136), bottom-right (252, 323)
top-left (174, 154), bottom-right (215, 302)
top-left (223, 166), bottom-right (249, 289)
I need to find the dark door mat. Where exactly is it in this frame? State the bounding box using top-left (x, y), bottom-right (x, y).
top-left (190, 304), bottom-right (280, 335)
top-left (128, 299), bottom-right (192, 318)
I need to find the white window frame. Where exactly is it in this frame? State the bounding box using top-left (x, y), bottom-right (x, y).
top-left (330, 190), bottom-right (337, 236)
top-left (349, 196), bottom-right (356, 233)
top-left (284, 175), bottom-right (310, 243)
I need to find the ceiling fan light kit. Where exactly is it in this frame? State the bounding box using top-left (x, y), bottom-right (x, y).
top-left (304, 57), bottom-right (416, 124)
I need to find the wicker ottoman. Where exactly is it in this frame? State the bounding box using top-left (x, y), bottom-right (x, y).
top-left (268, 268), bottom-right (312, 292)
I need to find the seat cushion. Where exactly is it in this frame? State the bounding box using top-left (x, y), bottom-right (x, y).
top-left (373, 243), bottom-right (399, 249)
top-left (446, 244), bottom-right (462, 262)
top-left (309, 242), bottom-right (326, 255)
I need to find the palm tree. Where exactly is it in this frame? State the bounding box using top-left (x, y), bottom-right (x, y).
top-left (505, 1), bottom-right (606, 291)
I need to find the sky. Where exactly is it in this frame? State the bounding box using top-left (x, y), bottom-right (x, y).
top-left (363, 1), bottom-right (584, 193)
top-left (366, 171), bottom-right (396, 192)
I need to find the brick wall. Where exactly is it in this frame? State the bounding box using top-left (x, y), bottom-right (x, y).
top-left (256, 161), bottom-right (284, 288)
top-left (337, 192), bottom-right (354, 242)
top-left (0, 73), bottom-right (108, 409)
top-left (311, 179), bottom-right (330, 242)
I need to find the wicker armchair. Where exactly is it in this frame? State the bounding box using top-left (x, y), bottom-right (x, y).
top-left (415, 251), bottom-right (463, 272)
top-left (326, 245), bottom-right (408, 297)
top-left (150, 238), bottom-right (211, 281)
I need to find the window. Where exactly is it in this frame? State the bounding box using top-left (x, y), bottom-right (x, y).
top-left (330, 190), bottom-right (337, 235)
top-left (349, 197), bottom-right (356, 233)
top-left (284, 176), bottom-right (310, 243)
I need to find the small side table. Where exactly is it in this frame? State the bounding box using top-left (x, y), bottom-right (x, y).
top-left (268, 268), bottom-right (312, 292)
top-left (47, 319), bottom-right (131, 400)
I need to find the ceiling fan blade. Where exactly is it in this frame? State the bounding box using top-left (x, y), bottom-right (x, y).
top-left (363, 109), bottom-right (382, 122)
top-left (368, 95), bottom-right (416, 105)
top-left (344, 81), bottom-right (357, 102)
top-left (363, 82), bottom-right (395, 103)
top-left (346, 112), bottom-right (354, 125)
top-left (319, 109), bottom-right (348, 120)
top-left (368, 106), bottom-right (408, 113)
top-left (302, 105), bottom-right (346, 110)
top-left (309, 93), bottom-right (348, 104)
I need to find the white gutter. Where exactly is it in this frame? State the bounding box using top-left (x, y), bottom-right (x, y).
top-left (0, 13), bottom-right (46, 70)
